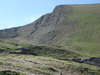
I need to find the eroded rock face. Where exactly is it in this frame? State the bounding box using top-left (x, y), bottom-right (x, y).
top-left (0, 4), bottom-right (100, 45)
top-left (0, 5), bottom-right (74, 44)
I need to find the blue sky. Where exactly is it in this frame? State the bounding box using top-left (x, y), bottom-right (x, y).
top-left (0, 0), bottom-right (100, 29)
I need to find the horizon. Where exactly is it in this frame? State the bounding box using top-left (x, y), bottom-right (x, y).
top-left (0, 0), bottom-right (100, 30)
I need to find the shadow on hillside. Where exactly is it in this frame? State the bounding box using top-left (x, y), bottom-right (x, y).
top-left (9, 52), bottom-right (37, 56)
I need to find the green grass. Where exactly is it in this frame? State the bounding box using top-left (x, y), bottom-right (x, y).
top-left (69, 5), bottom-right (100, 42)
top-left (59, 4), bottom-right (100, 58)
top-left (0, 55), bottom-right (100, 75)
top-left (0, 70), bottom-right (25, 75)
top-left (0, 4), bottom-right (100, 59)
top-left (0, 4), bottom-right (100, 75)
top-left (22, 45), bottom-right (81, 60)
top-left (0, 39), bottom-right (34, 52)
top-left (0, 54), bottom-right (100, 75)
top-left (0, 40), bottom-right (81, 60)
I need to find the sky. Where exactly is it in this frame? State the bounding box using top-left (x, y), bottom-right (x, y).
top-left (0, 0), bottom-right (100, 29)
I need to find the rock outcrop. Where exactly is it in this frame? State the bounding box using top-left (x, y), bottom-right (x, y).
top-left (73, 57), bottom-right (100, 67)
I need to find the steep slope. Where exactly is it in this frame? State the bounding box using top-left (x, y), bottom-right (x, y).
top-left (59, 4), bottom-right (100, 57)
top-left (0, 5), bottom-right (75, 43)
top-left (0, 4), bottom-right (100, 44)
top-left (0, 4), bottom-right (100, 57)
top-left (0, 4), bottom-right (100, 75)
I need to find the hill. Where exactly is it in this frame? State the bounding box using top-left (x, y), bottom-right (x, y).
top-left (0, 4), bottom-right (100, 57)
top-left (0, 4), bottom-right (99, 43)
top-left (0, 4), bottom-right (100, 75)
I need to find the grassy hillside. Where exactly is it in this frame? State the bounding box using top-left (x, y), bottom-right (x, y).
top-left (0, 4), bottom-right (100, 58)
top-left (0, 4), bottom-right (100, 75)
top-left (58, 4), bottom-right (100, 57)
top-left (21, 45), bottom-right (81, 60)
top-left (0, 54), bottom-right (100, 75)
top-left (0, 40), bottom-right (81, 60)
